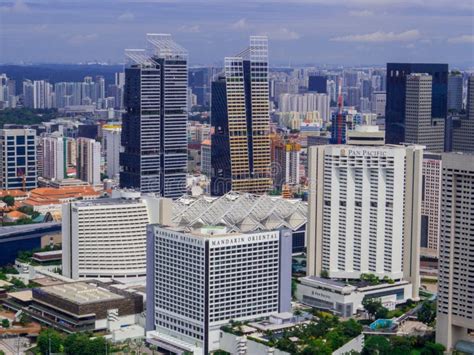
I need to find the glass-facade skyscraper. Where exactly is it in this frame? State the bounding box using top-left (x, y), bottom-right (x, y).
top-left (385, 63), bottom-right (448, 145)
top-left (210, 36), bottom-right (271, 196)
top-left (120, 34), bottom-right (188, 198)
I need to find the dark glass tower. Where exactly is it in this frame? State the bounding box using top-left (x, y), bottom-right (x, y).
top-left (120, 34), bottom-right (188, 198)
top-left (308, 75), bottom-right (327, 93)
top-left (385, 63), bottom-right (448, 145)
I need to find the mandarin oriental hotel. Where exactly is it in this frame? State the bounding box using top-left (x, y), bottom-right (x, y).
top-left (146, 225), bottom-right (292, 354)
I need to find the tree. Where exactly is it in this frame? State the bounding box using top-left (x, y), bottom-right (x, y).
top-left (325, 330), bottom-right (346, 350)
top-left (362, 298), bottom-right (382, 319)
top-left (301, 339), bottom-right (332, 355)
top-left (418, 301), bottom-right (436, 325)
top-left (2, 196), bottom-right (15, 207)
top-left (339, 318), bottom-right (363, 338)
top-left (291, 279), bottom-right (297, 299)
top-left (37, 329), bottom-right (63, 355)
top-left (19, 313), bottom-right (31, 326)
top-left (1, 319), bottom-right (9, 328)
top-left (320, 269), bottom-right (329, 278)
top-left (361, 336), bottom-right (391, 355)
top-left (390, 336), bottom-right (413, 355)
top-left (375, 306), bottom-right (389, 320)
top-left (421, 342), bottom-right (445, 355)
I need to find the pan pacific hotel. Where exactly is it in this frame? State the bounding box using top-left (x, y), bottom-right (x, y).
top-left (145, 225), bottom-right (292, 354)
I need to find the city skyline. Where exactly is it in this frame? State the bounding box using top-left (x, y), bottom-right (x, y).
top-left (0, 0), bottom-right (473, 66)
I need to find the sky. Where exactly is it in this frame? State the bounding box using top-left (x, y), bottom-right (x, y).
top-left (0, 0), bottom-right (473, 67)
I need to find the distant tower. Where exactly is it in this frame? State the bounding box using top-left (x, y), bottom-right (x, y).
top-left (76, 137), bottom-right (101, 186)
top-left (330, 78), bottom-right (346, 144)
top-left (120, 34), bottom-right (188, 198)
top-left (211, 36), bottom-right (271, 196)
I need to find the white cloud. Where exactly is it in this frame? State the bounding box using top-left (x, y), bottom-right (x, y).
top-left (118, 11), bottom-right (135, 22)
top-left (178, 24), bottom-right (200, 33)
top-left (0, 0), bottom-right (30, 13)
top-left (331, 29), bottom-right (420, 43)
top-left (230, 18), bottom-right (248, 30)
top-left (67, 34), bottom-right (98, 45)
top-left (262, 28), bottom-right (300, 41)
top-left (348, 10), bottom-right (374, 16)
top-left (448, 35), bottom-right (474, 44)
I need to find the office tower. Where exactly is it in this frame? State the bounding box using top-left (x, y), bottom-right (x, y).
top-left (447, 72), bottom-right (463, 113)
top-left (102, 125), bottom-right (122, 180)
top-left (420, 153), bottom-right (442, 255)
top-left (278, 93), bottom-right (330, 122)
top-left (210, 36), bottom-right (271, 196)
top-left (200, 139), bottom-right (211, 176)
top-left (452, 76), bottom-right (474, 153)
top-left (146, 225), bottom-right (292, 354)
top-left (76, 137), bottom-right (101, 185)
top-left (404, 74), bottom-right (445, 152)
top-left (346, 86), bottom-right (361, 108)
top-left (386, 63), bottom-right (448, 145)
top-left (0, 128), bottom-right (37, 190)
top-left (346, 125), bottom-right (385, 146)
top-left (120, 34), bottom-right (188, 198)
top-left (308, 75), bottom-right (327, 93)
top-left (436, 153), bottom-right (474, 351)
top-left (306, 144), bottom-right (424, 299)
top-left (40, 134), bottom-right (67, 181)
top-left (344, 71), bottom-right (359, 87)
top-left (372, 91), bottom-right (386, 117)
top-left (361, 79), bottom-right (372, 98)
top-left (62, 190), bottom-right (164, 280)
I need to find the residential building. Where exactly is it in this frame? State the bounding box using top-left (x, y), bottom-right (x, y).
top-left (120, 34), bottom-right (188, 198)
top-left (420, 153), bottom-right (442, 255)
top-left (102, 125), bottom-right (122, 180)
top-left (146, 225), bottom-right (292, 354)
top-left (306, 144), bottom-right (424, 300)
top-left (76, 138), bottom-right (101, 186)
top-left (271, 136), bottom-right (301, 188)
top-left (62, 190), bottom-right (168, 280)
top-left (40, 134), bottom-right (67, 181)
top-left (436, 153), bottom-right (474, 351)
top-left (404, 74), bottom-right (444, 152)
top-left (210, 36), bottom-right (271, 196)
top-left (385, 63), bottom-right (448, 145)
top-left (278, 93), bottom-right (330, 122)
top-left (0, 128), bottom-right (37, 190)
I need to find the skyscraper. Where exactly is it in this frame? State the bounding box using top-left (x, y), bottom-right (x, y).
top-left (210, 36), bottom-right (271, 196)
top-left (76, 137), bottom-right (101, 186)
top-left (404, 74), bottom-right (445, 152)
top-left (385, 63), bottom-right (448, 145)
top-left (102, 125), bottom-right (122, 180)
top-left (436, 153), bottom-right (474, 351)
top-left (447, 72), bottom-right (463, 113)
top-left (120, 34), bottom-right (188, 198)
top-left (0, 128), bottom-right (37, 190)
top-left (452, 76), bottom-right (474, 153)
top-left (308, 75), bottom-right (327, 93)
top-left (306, 144), bottom-right (424, 300)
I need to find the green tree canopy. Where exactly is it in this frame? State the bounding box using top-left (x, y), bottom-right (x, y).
top-left (37, 329), bottom-right (63, 354)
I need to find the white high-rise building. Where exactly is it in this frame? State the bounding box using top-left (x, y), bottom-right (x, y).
top-left (436, 153), bottom-right (474, 351)
top-left (146, 225), bottom-right (292, 354)
top-left (102, 125), bottom-right (122, 180)
top-left (76, 137), bottom-right (101, 185)
top-left (307, 144), bottom-right (424, 299)
top-left (420, 153), bottom-right (442, 255)
top-left (40, 134), bottom-right (66, 181)
top-left (278, 93), bottom-right (330, 121)
top-left (62, 190), bottom-right (167, 280)
top-left (371, 91), bottom-right (386, 117)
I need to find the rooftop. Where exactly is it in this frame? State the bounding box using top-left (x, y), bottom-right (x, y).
top-left (38, 282), bottom-right (124, 305)
top-left (172, 191), bottom-right (307, 233)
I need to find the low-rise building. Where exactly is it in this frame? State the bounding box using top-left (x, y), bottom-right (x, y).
top-left (296, 276), bottom-right (413, 317)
